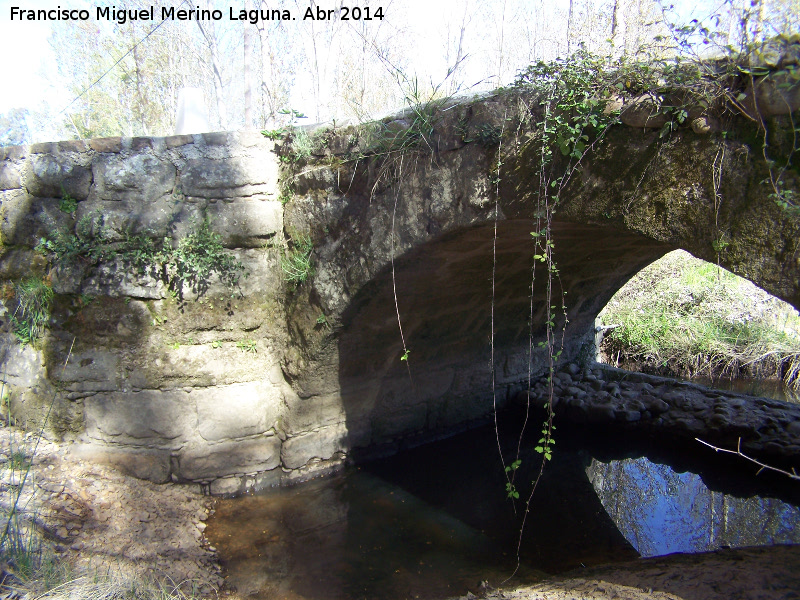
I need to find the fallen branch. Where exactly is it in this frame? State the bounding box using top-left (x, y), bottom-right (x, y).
top-left (696, 437), bottom-right (800, 481)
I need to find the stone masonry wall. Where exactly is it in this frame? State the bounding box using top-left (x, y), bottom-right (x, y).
top-left (0, 132), bottom-right (324, 494)
top-left (0, 128), bottom-right (535, 495)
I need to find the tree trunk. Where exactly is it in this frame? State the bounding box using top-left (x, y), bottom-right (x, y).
top-left (244, 0), bottom-right (254, 127)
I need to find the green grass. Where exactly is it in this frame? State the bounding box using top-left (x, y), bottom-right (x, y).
top-left (599, 251), bottom-right (800, 389)
top-left (9, 276), bottom-right (54, 345)
top-left (280, 233), bottom-right (314, 286)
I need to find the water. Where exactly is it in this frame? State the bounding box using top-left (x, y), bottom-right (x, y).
top-left (206, 416), bottom-right (800, 600)
top-left (688, 376), bottom-right (800, 404)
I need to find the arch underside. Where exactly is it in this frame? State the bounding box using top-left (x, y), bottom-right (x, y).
top-left (337, 219), bottom-right (674, 450)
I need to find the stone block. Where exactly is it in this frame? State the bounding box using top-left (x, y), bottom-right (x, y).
top-left (27, 155), bottom-right (92, 199)
top-left (29, 143), bottom-right (55, 154)
top-left (0, 146), bottom-right (26, 161)
top-left (55, 140), bottom-right (88, 153)
top-left (619, 95), bottom-right (669, 129)
top-left (208, 476), bottom-right (244, 496)
top-left (69, 444), bottom-right (171, 483)
top-left (84, 389), bottom-right (196, 447)
top-left (0, 334), bottom-right (45, 389)
top-left (281, 425), bottom-right (347, 469)
top-left (52, 350), bottom-right (119, 390)
top-left (165, 134), bottom-right (195, 148)
top-left (93, 153), bottom-right (176, 202)
top-left (195, 382), bottom-right (282, 442)
top-left (0, 248), bottom-right (48, 280)
top-left (89, 137), bottom-right (123, 153)
top-left (0, 162), bottom-right (21, 190)
top-left (179, 436), bottom-right (281, 480)
top-left (206, 199), bottom-right (281, 247)
top-left (180, 156), bottom-right (279, 198)
top-left (283, 392), bottom-right (345, 435)
top-left (202, 132), bottom-right (229, 146)
top-left (130, 137), bottom-right (152, 151)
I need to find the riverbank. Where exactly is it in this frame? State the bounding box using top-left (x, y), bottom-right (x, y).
top-left (0, 425), bottom-right (222, 598)
top-left (453, 544), bottom-right (800, 600)
top-left (598, 250), bottom-right (800, 390)
top-left (518, 362), bottom-right (800, 468)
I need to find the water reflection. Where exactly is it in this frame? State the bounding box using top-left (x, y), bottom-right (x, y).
top-left (686, 376), bottom-right (799, 404)
top-left (208, 416), bottom-right (800, 600)
top-left (206, 470), bottom-right (526, 600)
top-left (587, 457), bottom-right (800, 556)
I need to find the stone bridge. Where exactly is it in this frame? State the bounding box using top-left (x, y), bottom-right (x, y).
top-left (0, 80), bottom-right (798, 493)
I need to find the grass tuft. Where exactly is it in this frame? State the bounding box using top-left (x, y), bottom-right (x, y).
top-left (280, 233), bottom-right (314, 286)
top-left (9, 275), bottom-right (53, 345)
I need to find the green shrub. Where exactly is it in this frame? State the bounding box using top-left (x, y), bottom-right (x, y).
top-left (119, 219), bottom-right (247, 297)
top-left (36, 212), bottom-right (110, 266)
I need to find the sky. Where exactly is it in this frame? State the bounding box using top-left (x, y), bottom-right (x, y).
top-left (0, 0), bottom-right (720, 132)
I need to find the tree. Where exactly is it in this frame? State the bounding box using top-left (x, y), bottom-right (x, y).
top-left (0, 109), bottom-right (30, 147)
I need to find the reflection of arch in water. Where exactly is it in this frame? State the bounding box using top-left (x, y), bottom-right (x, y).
top-left (587, 455), bottom-right (800, 557)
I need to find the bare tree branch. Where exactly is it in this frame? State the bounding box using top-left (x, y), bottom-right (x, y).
top-left (696, 437), bottom-right (800, 481)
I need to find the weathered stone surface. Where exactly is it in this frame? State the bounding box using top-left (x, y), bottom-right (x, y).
top-left (283, 392), bottom-right (346, 435)
top-left (195, 382), bottom-right (281, 442)
top-left (69, 444), bottom-right (171, 483)
top-left (84, 390), bottom-right (196, 447)
top-left (27, 154), bottom-right (91, 199)
top-left (0, 334), bottom-right (45, 389)
top-left (52, 350), bottom-right (119, 393)
top-left (281, 425), bottom-right (347, 469)
top-left (93, 153), bottom-right (176, 202)
top-left (88, 137), bottom-right (123, 153)
top-left (179, 436), bottom-right (281, 479)
top-left (206, 199), bottom-right (281, 247)
top-left (0, 161), bottom-right (21, 189)
top-left (180, 156), bottom-right (279, 198)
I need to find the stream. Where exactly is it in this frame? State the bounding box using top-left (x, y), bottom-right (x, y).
top-left (206, 409), bottom-right (800, 600)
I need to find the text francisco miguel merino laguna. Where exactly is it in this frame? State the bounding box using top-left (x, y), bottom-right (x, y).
top-left (9, 5), bottom-right (386, 23)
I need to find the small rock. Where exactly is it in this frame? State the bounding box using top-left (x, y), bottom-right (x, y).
top-left (641, 397), bottom-right (669, 415)
top-left (566, 386), bottom-right (586, 398)
top-left (567, 363), bottom-right (580, 376)
top-left (615, 409), bottom-right (642, 422)
top-left (556, 372), bottom-right (573, 385)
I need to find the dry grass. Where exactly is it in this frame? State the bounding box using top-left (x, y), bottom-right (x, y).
top-left (599, 251), bottom-right (800, 390)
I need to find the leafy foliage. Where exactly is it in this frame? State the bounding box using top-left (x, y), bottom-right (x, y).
top-left (58, 192), bottom-right (78, 215)
top-left (36, 212), bottom-right (110, 266)
top-left (515, 50), bottom-right (621, 159)
top-left (171, 220), bottom-right (246, 294)
top-left (119, 219), bottom-right (247, 297)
